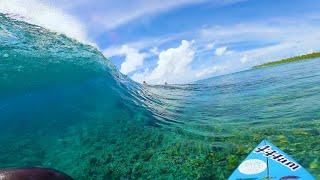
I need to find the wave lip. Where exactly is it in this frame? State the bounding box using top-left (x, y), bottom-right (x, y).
top-left (0, 13), bottom-right (169, 128)
top-left (0, 0), bottom-right (90, 43)
top-left (0, 14), bottom-right (117, 95)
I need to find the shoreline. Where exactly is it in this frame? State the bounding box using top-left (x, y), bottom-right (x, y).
top-left (253, 52), bottom-right (320, 68)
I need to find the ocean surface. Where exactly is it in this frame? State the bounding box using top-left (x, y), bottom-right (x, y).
top-left (0, 14), bottom-right (320, 179)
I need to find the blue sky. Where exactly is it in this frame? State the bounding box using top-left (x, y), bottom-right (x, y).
top-left (1, 0), bottom-right (320, 84)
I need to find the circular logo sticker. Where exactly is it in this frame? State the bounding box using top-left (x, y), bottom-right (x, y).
top-left (238, 159), bottom-right (267, 175)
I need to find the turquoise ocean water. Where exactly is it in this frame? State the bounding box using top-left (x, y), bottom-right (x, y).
top-left (0, 14), bottom-right (320, 179)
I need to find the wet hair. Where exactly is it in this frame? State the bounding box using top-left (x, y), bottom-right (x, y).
top-left (0, 167), bottom-right (73, 180)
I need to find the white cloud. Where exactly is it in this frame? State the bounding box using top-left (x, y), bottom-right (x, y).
top-left (149, 47), bottom-right (160, 55)
top-left (0, 0), bottom-right (90, 43)
top-left (103, 45), bottom-right (146, 75)
top-left (68, 0), bottom-right (246, 31)
top-left (132, 40), bottom-right (195, 84)
top-left (206, 42), bottom-right (215, 50)
top-left (81, 0), bottom-right (207, 30)
top-left (131, 68), bottom-right (151, 83)
top-left (191, 18), bottom-right (320, 72)
top-left (240, 55), bottom-right (249, 64)
top-left (120, 46), bottom-right (146, 74)
top-left (215, 46), bottom-right (228, 56)
top-left (236, 40), bottom-right (318, 66)
top-left (199, 24), bottom-right (283, 44)
top-left (196, 65), bottom-right (225, 78)
top-left (116, 12), bottom-right (320, 83)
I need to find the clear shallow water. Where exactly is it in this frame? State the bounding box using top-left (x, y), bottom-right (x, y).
top-left (0, 14), bottom-right (320, 179)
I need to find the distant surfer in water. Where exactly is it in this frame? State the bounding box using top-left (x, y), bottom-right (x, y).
top-left (0, 167), bottom-right (73, 180)
top-left (143, 81), bottom-right (147, 85)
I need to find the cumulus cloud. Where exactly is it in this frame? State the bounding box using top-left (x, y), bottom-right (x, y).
top-left (119, 46), bottom-right (146, 75)
top-left (103, 45), bottom-right (146, 75)
top-left (0, 0), bottom-right (89, 43)
top-left (215, 46), bottom-right (228, 56)
top-left (117, 18), bottom-right (320, 84)
top-left (131, 68), bottom-right (151, 83)
top-left (132, 40), bottom-right (195, 84)
top-left (129, 14), bottom-right (320, 83)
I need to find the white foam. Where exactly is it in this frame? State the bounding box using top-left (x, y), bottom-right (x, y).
top-left (0, 0), bottom-right (90, 44)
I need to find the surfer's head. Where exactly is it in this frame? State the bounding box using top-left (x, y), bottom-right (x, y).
top-left (0, 167), bottom-right (73, 180)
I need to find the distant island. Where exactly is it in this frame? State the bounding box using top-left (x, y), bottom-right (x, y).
top-left (253, 51), bottom-right (320, 68)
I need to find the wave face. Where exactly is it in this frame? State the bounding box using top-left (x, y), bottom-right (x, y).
top-left (1, 14), bottom-right (320, 179)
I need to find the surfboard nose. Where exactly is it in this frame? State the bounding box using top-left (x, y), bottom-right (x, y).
top-left (0, 167), bottom-right (73, 180)
top-left (228, 140), bottom-right (315, 180)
